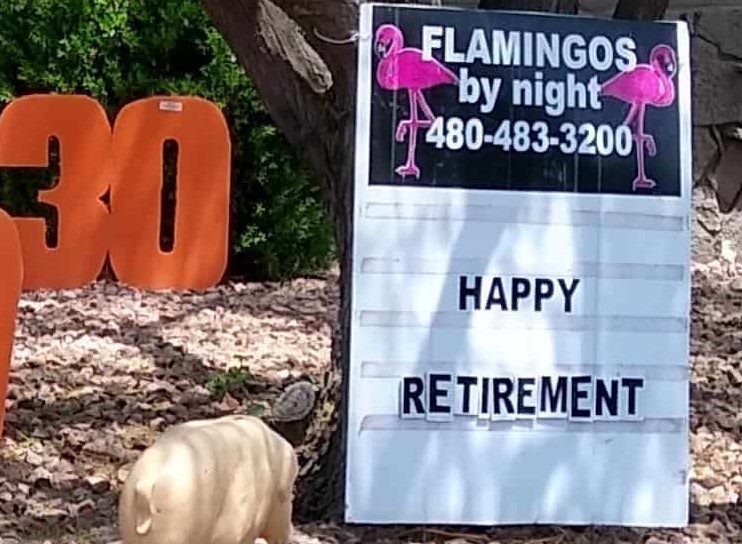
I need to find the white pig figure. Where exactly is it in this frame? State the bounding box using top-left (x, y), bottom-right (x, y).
top-left (118, 414), bottom-right (299, 544)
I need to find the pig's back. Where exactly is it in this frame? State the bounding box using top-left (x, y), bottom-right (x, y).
top-left (119, 416), bottom-right (282, 544)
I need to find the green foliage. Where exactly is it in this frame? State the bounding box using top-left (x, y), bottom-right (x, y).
top-left (206, 367), bottom-right (268, 416)
top-left (0, 0), bottom-right (335, 280)
top-left (206, 367), bottom-right (254, 399)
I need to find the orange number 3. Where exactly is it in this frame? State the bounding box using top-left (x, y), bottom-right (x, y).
top-left (0, 95), bottom-right (111, 290)
top-left (0, 209), bottom-right (23, 437)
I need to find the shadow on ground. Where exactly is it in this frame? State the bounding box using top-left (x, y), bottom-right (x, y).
top-left (2, 269), bottom-right (741, 543)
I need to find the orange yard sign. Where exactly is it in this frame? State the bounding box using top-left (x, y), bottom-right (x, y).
top-left (0, 94), bottom-right (231, 291)
top-left (109, 97), bottom-right (231, 290)
top-left (0, 208), bottom-right (23, 438)
top-left (0, 95), bottom-right (111, 290)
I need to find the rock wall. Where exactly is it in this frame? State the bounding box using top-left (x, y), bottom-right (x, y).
top-left (682, 7), bottom-right (742, 265)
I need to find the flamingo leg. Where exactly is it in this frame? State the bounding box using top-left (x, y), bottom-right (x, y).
top-left (631, 103), bottom-right (656, 191)
top-left (396, 89), bottom-right (433, 141)
top-left (632, 102), bottom-right (656, 157)
top-left (416, 91), bottom-right (437, 124)
top-left (395, 89), bottom-right (421, 179)
top-left (622, 102), bottom-right (639, 128)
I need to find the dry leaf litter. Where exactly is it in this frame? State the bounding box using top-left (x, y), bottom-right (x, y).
top-left (0, 262), bottom-right (739, 544)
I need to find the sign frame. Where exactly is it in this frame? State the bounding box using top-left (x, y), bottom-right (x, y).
top-left (346, 3), bottom-right (693, 528)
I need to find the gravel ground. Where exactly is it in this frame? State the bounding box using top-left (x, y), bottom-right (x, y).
top-left (0, 262), bottom-right (740, 544)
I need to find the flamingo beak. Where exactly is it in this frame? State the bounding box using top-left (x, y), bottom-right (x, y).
top-left (375, 40), bottom-right (387, 59)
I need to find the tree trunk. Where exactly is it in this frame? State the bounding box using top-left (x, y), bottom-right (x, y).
top-left (197, 0), bottom-right (668, 522)
top-left (478, 0), bottom-right (579, 13)
top-left (613, 0), bottom-right (669, 20)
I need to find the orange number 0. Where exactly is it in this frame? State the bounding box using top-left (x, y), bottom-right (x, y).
top-left (0, 94), bottom-right (231, 291)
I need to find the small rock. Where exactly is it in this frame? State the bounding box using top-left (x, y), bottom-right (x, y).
top-left (696, 467), bottom-right (726, 489)
top-left (56, 458), bottom-right (76, 472)
top-left (692, 482), bottom-right (711, 507)
top-left (148, 417), bottom-right (166, 430)
top-left (707, 519), bottom-right (728, 536)
top-left (82, 437), bottom-right (112, 456)
top-left (145, 381), bottom-right (178, 395)
top-left (72, 498), bottom-right (96, 517)
top-left (218, 393), bottom-right (240, 411)
top-left (726, 366), bottom-right (742, 386)
top-left (730, 277), bottom-right (742, 292)
top-left (36, 507), bottom-right (66, 520)
top-left (24, 450), bottom-right (43, 466)
top-left (30, 467), bottom-right (53, 487)
top-left (52, 470), bottom-right (78, 491)
top-left (86, 475), bottom-right (110, 493)
top-left (271, 381), bottom-right (316, 422)
top-left (117, 464), bottom-right (133, 483)
top-left (709, 484), bottom-right (729, 504)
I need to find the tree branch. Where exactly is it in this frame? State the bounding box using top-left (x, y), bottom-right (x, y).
top-left (197, 0), bottom-right (350, 223)
top-left (258, 1), bottom-right (333, 94)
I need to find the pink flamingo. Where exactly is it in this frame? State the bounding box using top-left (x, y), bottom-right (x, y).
top-left (374, 24), bottom-right (458, 179)
top-left (600, 44), bottom-right (677, 191)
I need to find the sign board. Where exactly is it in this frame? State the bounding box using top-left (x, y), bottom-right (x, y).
top-left (347, 3), bottom-right (692, 527)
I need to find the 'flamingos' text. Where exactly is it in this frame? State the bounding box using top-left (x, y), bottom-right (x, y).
top-left (422, 26), bottom-right (637, 117)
